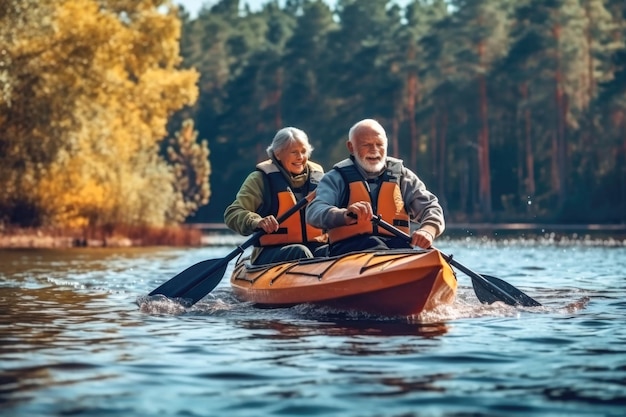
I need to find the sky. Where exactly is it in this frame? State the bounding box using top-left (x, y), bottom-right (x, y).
top-left (174, 1), bottom-right (414, 18)
top-left (174, 0), bottom-right (307, 18)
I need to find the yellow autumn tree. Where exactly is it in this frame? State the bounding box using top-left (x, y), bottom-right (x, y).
top-left (0, 0), bottom-right (199, 228)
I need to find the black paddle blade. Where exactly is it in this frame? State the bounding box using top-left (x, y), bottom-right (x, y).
top-left (174, 261), bottom-right (229, 305)
top-left (146, 192), bottom-right (317, 305)
top-left (368, 215), bottom-right (543, 308)
top-left (148, 258), bottom-right (229, 302)
top-left (472, 274), bottom-right (542, 307)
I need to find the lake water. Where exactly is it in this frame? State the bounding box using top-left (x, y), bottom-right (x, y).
top-left (1, 234), bottom-right (625, 417)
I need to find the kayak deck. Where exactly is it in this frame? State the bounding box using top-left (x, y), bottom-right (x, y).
top-left (230, 249), bottom-right (457, 317)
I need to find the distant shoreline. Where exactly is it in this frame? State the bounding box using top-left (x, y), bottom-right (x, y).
top-left (0, 225), bottom-right (202, 249)
top-left (195, 223), bottom-right (626, 247)
top-left (2, 223), bottom-right (625, 249)
top-left (188, 222), bottom-right (626, 232)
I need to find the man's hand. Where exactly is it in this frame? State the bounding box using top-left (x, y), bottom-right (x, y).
top-left (344, 201), bottom-right (373, 225)
top-left (411, 229), bottom-right (435, 248)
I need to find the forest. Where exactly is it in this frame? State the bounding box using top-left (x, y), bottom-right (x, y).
top-left (2, 0), bottom-right (626, 234)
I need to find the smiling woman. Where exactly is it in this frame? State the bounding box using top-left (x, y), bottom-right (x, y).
top-left (223, 127), bottom-right (328, 266)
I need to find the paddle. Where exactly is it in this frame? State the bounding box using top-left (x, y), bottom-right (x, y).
top-left (369, 215), bottom-right (542, 307)
top-left (148, 191), bottom-right (317, 305)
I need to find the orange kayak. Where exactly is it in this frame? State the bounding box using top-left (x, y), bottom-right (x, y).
top-left (230, 249), bottom-right (457, 317)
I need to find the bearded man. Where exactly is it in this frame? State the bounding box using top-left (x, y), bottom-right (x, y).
top-left (306, 118), bottom-right (445, 256)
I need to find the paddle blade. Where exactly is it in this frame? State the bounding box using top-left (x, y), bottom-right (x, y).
top-left (175, 261), bottom-right (230, 305)
top-left (472, 274), bottom-right (542, 307)
top-left (146, 192), bottom-right (316, 304)
top-left (149, 258), bottom-right (229, 301)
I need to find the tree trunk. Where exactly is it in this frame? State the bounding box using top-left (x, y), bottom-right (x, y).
top-left (273, 68), bottom-right (283, 129)
top-left (584, 3), bottom-right (594, 101)
top-left (438, 106), bottom-right (448, 210)
top-left (520, 82), bottom-right (535, 212)
top-left (477, 39), bottom-right (491, 217)
top-left (431, 104), bottom-right (449, 211)
top-left (552, 23), bottom-right (567, 210)
top-left (406, 72), bottom-right (420, 170)
top-left (390, 117), bottom-right (400, 158)
top-left (430, 108), bottom-right (438, 179)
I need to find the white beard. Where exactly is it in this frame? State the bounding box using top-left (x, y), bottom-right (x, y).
top-left (354, 153), bottom-right (386, 174)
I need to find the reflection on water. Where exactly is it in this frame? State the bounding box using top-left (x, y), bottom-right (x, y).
top-left (236, 316), bottom-right (450, 339)
top-left (1, 241), bottom-right (625, 417)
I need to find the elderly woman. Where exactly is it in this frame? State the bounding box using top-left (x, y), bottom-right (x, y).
top-left (224, 127), bottom-right (328, 265)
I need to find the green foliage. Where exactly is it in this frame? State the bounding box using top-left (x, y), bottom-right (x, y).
top-left (3, 0), bottom-right (626, 228)
top-left (166, 119), bottom-right (211, 223)
top-left (180, 0), bottom-right (626, 225)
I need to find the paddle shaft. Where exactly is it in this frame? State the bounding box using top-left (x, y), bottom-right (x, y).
top-left (370, 215), bottom-right (539, 306)
top-left (228, 189), bottom-right (318, 257)
top-left (435, 251), bottom-right (521, 306)
top-left (149, 191), bottom-right (316, 301)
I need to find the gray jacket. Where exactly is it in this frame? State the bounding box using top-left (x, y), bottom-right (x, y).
top-left (306, 157), bottom-right (445, 236)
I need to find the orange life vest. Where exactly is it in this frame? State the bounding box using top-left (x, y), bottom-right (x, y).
top-left (327, 157), bottom-right (410, 244)
top-left (255, 160), bottom-right (325, 247)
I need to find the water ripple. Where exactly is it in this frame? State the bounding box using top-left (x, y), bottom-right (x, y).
top-left (1, 244), bottom-right (625, 417)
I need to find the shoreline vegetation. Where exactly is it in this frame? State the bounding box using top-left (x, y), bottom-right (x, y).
top-left (0, 225), bottom-right (203, 249)
top-left (1, 223), bottom-right (625, 249)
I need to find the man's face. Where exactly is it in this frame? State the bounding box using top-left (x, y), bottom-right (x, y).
top-left (348, 129), bottom-right (387, 173)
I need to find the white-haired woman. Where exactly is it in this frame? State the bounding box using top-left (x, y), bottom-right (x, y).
top-left (224, 127), bottom-right (328, 264)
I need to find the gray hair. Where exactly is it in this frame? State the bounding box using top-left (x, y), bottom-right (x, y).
top-left (266, 127), bottom-right (313, 158)
top-left (348, 118), bottom-right (387, 144)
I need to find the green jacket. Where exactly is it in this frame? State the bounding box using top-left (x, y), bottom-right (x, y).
top-left (224, 159), bottom-right (324, 262)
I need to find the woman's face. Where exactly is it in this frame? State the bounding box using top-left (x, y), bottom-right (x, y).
top-left (276, 139), bottom-right (308, 175)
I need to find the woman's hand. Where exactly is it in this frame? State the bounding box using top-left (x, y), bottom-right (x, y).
top-left (256, 215), bottom-right (279, 233)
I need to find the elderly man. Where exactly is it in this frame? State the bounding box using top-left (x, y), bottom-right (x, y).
top-left (306, 118), bottom-right (444, 256)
